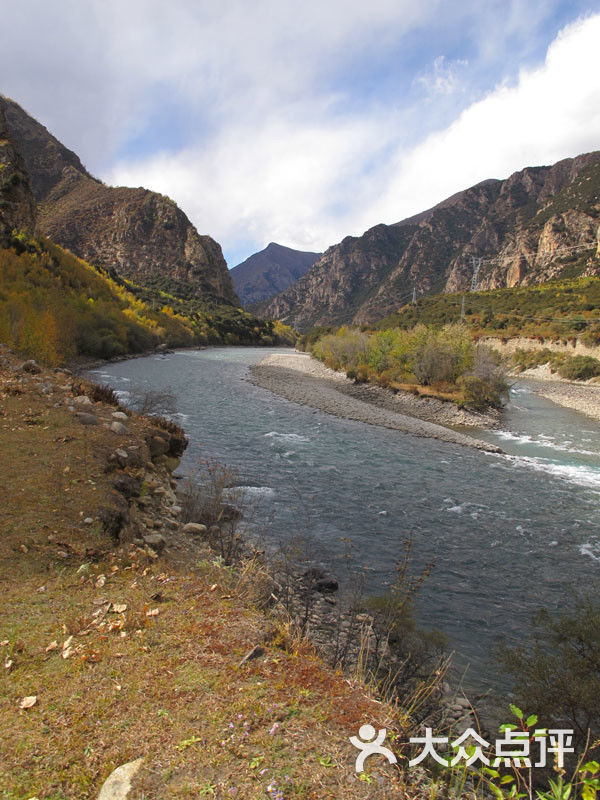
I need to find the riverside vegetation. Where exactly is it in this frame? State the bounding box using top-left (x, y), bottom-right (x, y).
top-left (300, 323), bottom-right (510, 412)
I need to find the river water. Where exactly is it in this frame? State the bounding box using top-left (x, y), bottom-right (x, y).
top-left (91, 347), bottom-right (600, 697)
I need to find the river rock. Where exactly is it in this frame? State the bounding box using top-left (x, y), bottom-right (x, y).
top-left (182, 522), bottom-right (208, 536)
top-left (143, 533), bottom-right (166, 553)
top-left (147, 434), bottom-right (169, 458)
top-left (108, 449), bottom-right (129, 468)
top-left (112, 411), bottom-right (129, 421)
top-left (110, 421), bottom-right (128, 435)
top-left (97, 757), bottom-right (144, 800)
top-left (76, 412), bottom-right (100, 426)
top-left (73, 395), bottom-right (93, 406)
top-left (21, 359), bottom-right (41, 374)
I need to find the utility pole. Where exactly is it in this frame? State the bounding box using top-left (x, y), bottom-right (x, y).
top-left (470, 256), bottom-right (483, 292)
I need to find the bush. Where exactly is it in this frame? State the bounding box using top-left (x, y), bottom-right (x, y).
top-left (459, 345), bottom-right (509, 410)
top-left (557, 355), bottom-right (600, 380)
top-left (496, 595), bottom-right (600, 749)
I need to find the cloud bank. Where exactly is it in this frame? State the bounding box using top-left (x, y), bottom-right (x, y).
top-left (2, 1), bottom-right (599, 264)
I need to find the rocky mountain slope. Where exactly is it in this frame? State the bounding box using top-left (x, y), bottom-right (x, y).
top-left (230, 241), bottom-right (321, 306)
top-left (0, 102), bottom-right (36, 245)
top-left (260, 153), bottom-right (600, 330)
top-left (2, 96), bottom-right (238, 305)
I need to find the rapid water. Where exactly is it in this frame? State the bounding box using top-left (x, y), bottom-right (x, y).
top-left (91, 349), bottom-right (600, 696)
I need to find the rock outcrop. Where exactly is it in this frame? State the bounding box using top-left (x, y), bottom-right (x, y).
top-left (260, 154), bottom-right (600, 329)
top-left (230, 241), bottom-right (321, 307)
top-left (0, 101), bottom-right (36, 245)
top-left (2, 96), bottom-right (238, 305)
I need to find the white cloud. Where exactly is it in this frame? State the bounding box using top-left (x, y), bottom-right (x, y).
top-left (416, 56), bottom-right (469, 97)
top-left (2, 1), bottom-right (599, 264)
top-left (108, 12), bottom-right (600, 262)
top-left (372, 13), bottom-right (600, 225)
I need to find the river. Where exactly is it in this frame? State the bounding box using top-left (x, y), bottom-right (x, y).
top-left (90, 347), bottom-right (600, 698)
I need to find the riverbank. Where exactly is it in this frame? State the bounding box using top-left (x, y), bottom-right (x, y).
top-left (516, 367), bottom-right (600, 421)
top-left (250, 352), bottom-right (503, 453)
top-left (0, 345), bottom-right (421, 799)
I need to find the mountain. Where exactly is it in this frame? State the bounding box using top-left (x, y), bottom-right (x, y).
top-left (0, 101), bottom-right (36, 245)
top-left (260, 153), bottom-right (600, 330)
top-left (230, 242), bottom-right (321, 306)
top-left (1, 96), bottom-right (238, 305)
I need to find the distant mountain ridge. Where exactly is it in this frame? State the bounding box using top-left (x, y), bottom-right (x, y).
top-left (259, 154), bottom-right (600, 330)
top-left (230, 242), bottom-right (321, 306)
top-left (2, 96), bottom-right (238, 305)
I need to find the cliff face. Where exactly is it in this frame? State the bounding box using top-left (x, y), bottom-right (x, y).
top-left (231, 242), bottom-right (321, 306)
top-left (0, 102), bottom-right (36, 245)
top-left (2, 97), bottom-right (238, 305)
top-left (260, 154), bottom-right (600, 330)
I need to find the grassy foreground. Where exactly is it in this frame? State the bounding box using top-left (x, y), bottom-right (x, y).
top-left (0, 348), bottom-right (415, 800)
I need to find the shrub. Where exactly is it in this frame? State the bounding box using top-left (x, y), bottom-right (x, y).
top-left (557, 355), bottom-right (600, 380)
top-left (496, 595), bottom-right (600, 749)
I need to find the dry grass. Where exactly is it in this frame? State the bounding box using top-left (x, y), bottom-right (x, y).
top-left (0, 354), bottom-right (426, 799)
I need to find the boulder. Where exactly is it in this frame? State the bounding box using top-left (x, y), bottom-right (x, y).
top-left (73, 395), bottom-right (92, 406)
top-left (21, 359), bottom-right (41, 374)
top-left (182, 522), bottom-right (208, 536)
top-left (143, 533), bottom-right (166, 553)
top-left (113, 474), bottom-right (142, 499)
top-left (112, 411), bottom-right (129, 421)
top-left (110, 421), bottom-right (128, 435)
top-left (97, 758), bottom-right (144, 800)
top-left (303, 566), bottom-right (339, 594)
top-left (76, 412), bottom-right (100, 426)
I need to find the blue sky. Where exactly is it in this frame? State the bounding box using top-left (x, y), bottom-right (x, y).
top-left (3, 1), bottom-right (600, 267)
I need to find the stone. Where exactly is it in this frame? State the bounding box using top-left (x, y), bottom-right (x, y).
top-left (238, 645), bottom-right (265, 667)
top-left (303, 566), bottom-right (339, 594)
top-left (110, 421), bottom-right (128, 435)
top-left (21, 359), bottom-right (41, 374)
top-left (84, 517), bottom-right (94, 525)
top-left (143, 533), bottom-right (166, 553)
top-left (112, 411), bottom-right (129, 421)
top-left (108, 449), bottom-right (129, 468)
top-left (170, 505), bottom-right (182, 516)
top-left (97, 757), bottom-right (144, 800)
top-left (76, 412), bottom-right (100, 426)
top-left (73, 395), bottom-right (92, 406)
top-left (182, 522), bottom-right (208, 535)
top-left (113, 474), bottom-right (142, 498)
top-left (147, 434), bottom-right (169, 458)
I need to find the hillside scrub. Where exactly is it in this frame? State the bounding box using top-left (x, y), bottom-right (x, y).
top-left (511, 348), bottom-right (600, 380)
top-left (376, 275), bottom-right (600, 345)
top-left (0, 238), bottom-right (295, 366)
top-left (309, 324), bottom-right (509, 410)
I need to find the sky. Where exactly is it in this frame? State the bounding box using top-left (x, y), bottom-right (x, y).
top-left (3, 1), bottom-right (600, 267)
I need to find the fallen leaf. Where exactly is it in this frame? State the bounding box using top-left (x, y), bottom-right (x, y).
top-left (95, 575), bottom-right (106, 588)
top-left (0, 640), bottom-right (8, 646)
top-left (4, 657), bottom-right (13, 670)
top-left (114, 683), bottom-right (122, 691)
top-left (19, 695), bottom-right (37, 709)
top-left (19, 544), bottom-right (28, 553)
top-left (62, 636), bottom-right (73, 650)
top-left (209, 584), bottom-right (218, 592)
top-left (111, 603), bottom-right (127, 614)
top-left (146, 608), bottom-right (159, 617)
top-left (45, 641), bottom-right (58, 653)
top-left (62, 647), bottom-right (74, 660)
